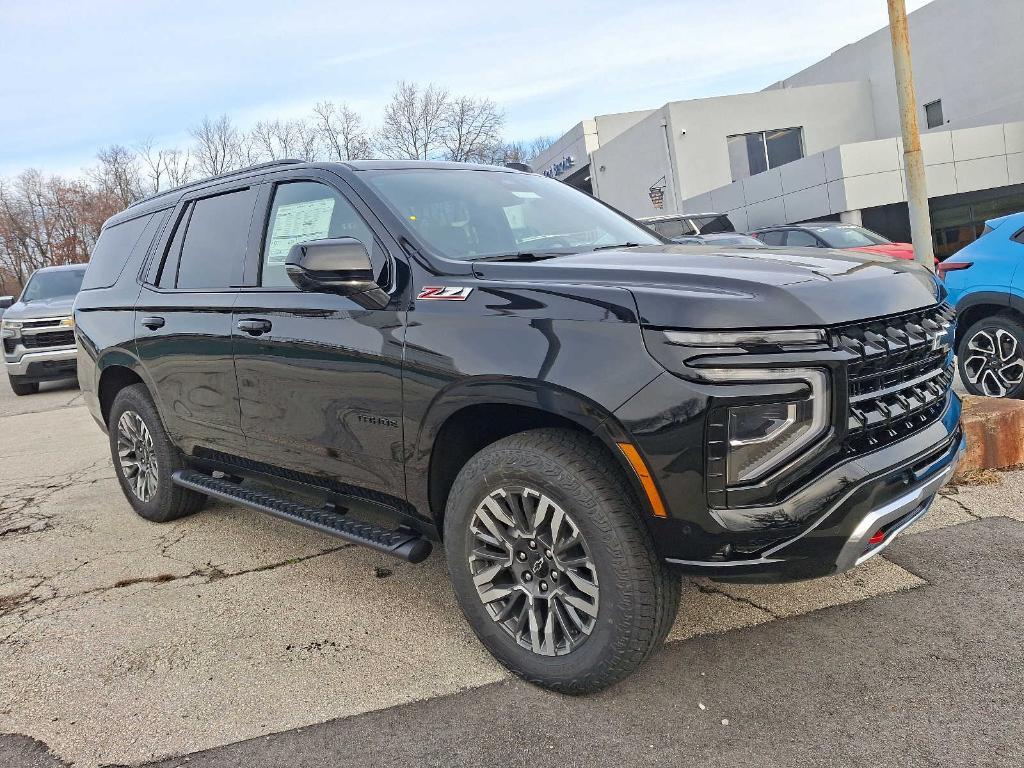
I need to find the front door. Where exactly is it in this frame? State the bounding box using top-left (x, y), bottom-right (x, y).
top-left (231, 175), bottom-right (407, 499)
top-left (135, 185), bottom-right (257, 456)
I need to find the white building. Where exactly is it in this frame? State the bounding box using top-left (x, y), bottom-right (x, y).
top-left (532, 0), bottom-right (1024, 258)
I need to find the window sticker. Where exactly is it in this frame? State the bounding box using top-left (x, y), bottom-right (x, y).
top-left (266, 197), bottom-right (335, 264)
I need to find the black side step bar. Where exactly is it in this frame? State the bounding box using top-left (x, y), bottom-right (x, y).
top-left (171, 470), bottom-right (432, 563)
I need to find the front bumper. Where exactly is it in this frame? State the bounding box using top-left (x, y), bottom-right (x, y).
top-left (613, 366), bottom-right (964, 582)
top-left (665, 428), bottom-right (965, 581)
top-left (4, 346), bottom-right (78, 378)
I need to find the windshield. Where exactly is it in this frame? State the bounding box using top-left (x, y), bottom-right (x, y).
top-left (813, 225), bottom-right (890, 248)
top-left (362, 169), bottom-right (661, 260)
top-left (20, 268), bottom-right (86, 302)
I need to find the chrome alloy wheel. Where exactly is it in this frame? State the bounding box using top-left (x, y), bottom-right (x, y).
top-left (468, 486), bottom-right (600, 656)
top-left (117, 410), bottom-right (158, 502)
top-left (963, 328), bottom-right (1024, 397)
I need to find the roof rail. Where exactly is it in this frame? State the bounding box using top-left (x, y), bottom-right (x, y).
top-left (127, 158), bottom-right (307, 209)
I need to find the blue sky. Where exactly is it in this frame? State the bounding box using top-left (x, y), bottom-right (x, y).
top-left (0, 0), bottom-right (930, 176)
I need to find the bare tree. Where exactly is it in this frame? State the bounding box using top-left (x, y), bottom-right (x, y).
top-left (376, 82), bottom-right (449, 160)
top-left (526, 136), bottom-right (558, 163)
top-left (244, 118), bottom-right (321, 163)
top-left (138, 138), bottom-right (194, 193)
top-left (312, 101), bottom-right (372, 161)
top-left (162, 147), bottom-right (193, 188)
top-left (441, 96), bottom-right (504, 163)
top-left (89, 145), bottom-right (143, 208)
top-left (189, 114), bottom-right (242, 177)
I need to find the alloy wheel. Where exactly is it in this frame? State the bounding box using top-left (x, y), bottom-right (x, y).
top-left (117, 410), bottom-right (159, 502)
top-left (962, 327), bottom-right (1024, 397)
top-left (468, 486), bottom-right (600, 656)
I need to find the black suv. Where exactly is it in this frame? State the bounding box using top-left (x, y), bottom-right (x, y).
top-left (76, 160), bottom-right (964, 692)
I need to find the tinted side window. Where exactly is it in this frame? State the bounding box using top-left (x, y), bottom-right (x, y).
top-left (652, 219), bottom-right (686, 239)
top-left (785, 230), bottom-right (819, 247)
top-left (176, 188), bottom-right (256, 290)
top-left (1012, 228), bottom-right (1024, 245)
top-left (759, 231), bottom-right (786, 246)
top-left (260, 181), bottom-right (374, 287)
top-left (81, 214), bottom-right (153, 290)
top-left (694, 214), bottom-right (734, 234)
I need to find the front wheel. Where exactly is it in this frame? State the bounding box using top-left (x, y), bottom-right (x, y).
top-left (444, 428), bottom-right (680, 694)
top-left (8, 375), bottom-right (39, 396)
top-left (957, 315), bottom-right (1024, 398)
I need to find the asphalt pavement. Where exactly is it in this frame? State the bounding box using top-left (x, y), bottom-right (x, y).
top-left (1, 375), bottom-right (1021, 767)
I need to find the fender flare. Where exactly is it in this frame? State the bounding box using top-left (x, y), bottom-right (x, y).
top-left (409, 376), bottom-right (642, 519)
top-left (94, 347), bottom-right (164, 423)
top-left (955, 290), bottom-right (1019, 342)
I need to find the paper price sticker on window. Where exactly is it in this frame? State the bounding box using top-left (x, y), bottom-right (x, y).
top-left (267, 197), bottom-right (336, 264)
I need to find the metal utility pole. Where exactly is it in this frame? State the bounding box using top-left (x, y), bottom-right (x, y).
top-left (887, 0), bottom-right (935, 271)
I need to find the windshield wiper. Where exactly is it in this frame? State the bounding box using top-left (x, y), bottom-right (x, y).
top-left (472, 252), bottom-right (567, 263)
top-left (590, 242), bottom-right (643, 251)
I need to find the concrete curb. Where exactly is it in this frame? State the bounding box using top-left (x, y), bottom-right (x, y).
top-left (956, 395), bottom-right (1024, 475)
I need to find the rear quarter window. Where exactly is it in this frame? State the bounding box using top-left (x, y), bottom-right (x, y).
top-left (81, 212), bottom-right (160, 290)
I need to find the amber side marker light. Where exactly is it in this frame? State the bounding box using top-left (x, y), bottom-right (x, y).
top-left (617, 442), bottom-right (667, 518)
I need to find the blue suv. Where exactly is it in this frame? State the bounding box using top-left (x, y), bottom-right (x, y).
top-left (940, 211), bottom-right (1024, 398)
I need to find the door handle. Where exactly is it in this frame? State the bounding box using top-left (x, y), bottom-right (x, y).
top-left (237, 318), bottom-right (272, 336)
top-left (141, 316), bottom-right (165, 330)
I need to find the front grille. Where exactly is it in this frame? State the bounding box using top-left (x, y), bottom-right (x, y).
top-left (22, 330), bottom-right (75, 349)
top-left (20, 318), bottom-right (63, 330)
top-left (833, 302), bottom-right (955, 455)
top-left (2, 338), bottom-right (15, 354)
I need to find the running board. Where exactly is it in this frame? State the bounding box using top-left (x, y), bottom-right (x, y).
top-left (171, 469), bottom-right (432, 563)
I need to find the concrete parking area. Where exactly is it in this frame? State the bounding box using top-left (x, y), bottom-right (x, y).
top-left (1, 376), bottom-right (1022, 767)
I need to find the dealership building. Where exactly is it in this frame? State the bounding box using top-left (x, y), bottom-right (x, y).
top-left (533, 0), bottom-right (1024, 258)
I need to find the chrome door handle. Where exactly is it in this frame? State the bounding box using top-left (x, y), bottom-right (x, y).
top-left (141, 316), bottom-right (165, 330)
top-left (237, 318), bottom-right (272, 336)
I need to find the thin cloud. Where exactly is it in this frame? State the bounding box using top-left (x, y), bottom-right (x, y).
top-left (0, 0), bottom-right (938, 174)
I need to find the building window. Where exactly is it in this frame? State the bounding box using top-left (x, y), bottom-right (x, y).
top-left (924, 100), bottom-right (944, 129)
top-left (727, 127), bottom-right (804, 182)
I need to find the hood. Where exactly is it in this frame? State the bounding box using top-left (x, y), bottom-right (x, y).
top-left (3, 294), bottom-right (77, 321)
top-left (471, 245), bottom-right (941, 329)
top-left (848, 243), bottom-right (914, 260)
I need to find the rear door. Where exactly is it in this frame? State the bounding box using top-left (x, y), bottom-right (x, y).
top-left (231, 170), bottom-right (408, 499)
top-left (135, 183), bottom-right (257, 456)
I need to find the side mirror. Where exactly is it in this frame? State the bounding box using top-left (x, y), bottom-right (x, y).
top-left (285, 237), bottom-right (388, 308)
top-left (0, 296), bottom-right (13, 309)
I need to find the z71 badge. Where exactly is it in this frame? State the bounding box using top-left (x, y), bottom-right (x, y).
top-left (417, 286), bottom-right (474, 301)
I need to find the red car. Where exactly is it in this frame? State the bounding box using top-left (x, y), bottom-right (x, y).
top-left (751, 223), bottom-right (915, 260)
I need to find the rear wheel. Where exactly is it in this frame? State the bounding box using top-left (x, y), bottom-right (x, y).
top-left (957, 315), bottom-right (1024, 398)
top-left (444, 428), bottom-right (680, 694)
top-left (107, 384), bottom-right (206, 522)
top-left (8, 375), bottom-right (39, 396)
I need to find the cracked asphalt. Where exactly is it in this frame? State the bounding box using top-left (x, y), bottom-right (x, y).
top-left (1, 376), bottom-right (1022, 768)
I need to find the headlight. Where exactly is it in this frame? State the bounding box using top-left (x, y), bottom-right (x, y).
top-left (663, 328), bottom-right (826, 347)
top-left (643, 327), bottom-right (828, 376)
top-left (1, 319), bottom-right (21, 337)
top-left (703, 368), bottom-right (830, 486)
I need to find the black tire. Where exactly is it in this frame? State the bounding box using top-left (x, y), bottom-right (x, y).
top-left (107, 383), bottom-right (206, 522)
top-left (957, 314), bottom-right (1024, 399)
top-left (444, 428), bottom-right (681, 694)
top-left (8, 375), bottom-right (39, 396)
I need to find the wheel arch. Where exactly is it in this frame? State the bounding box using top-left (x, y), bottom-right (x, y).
top-left (95, 349), bottom-right (159, 428)
top-left (955, 291), bottom-right (1019, 346)
top-left (412, 378), bottom-right (642, 534)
